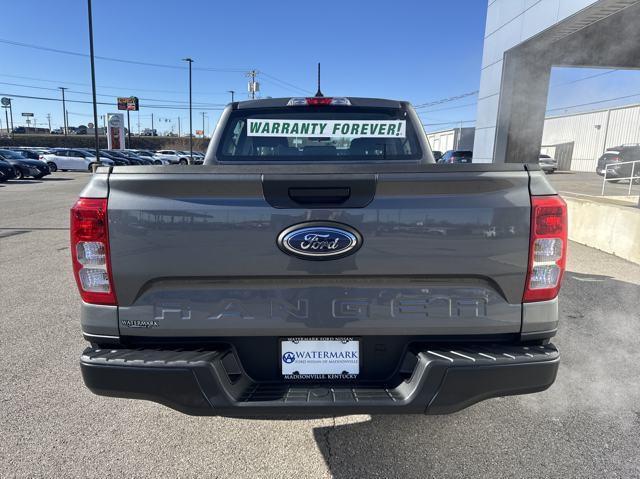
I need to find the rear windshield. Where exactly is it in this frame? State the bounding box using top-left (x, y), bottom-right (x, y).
top-left (217, 106), bottom-right (422, 161)
top-left (454, 151), bottom-right (473, 157)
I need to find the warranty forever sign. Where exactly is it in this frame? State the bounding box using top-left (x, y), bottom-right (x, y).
top-left (247, 119), bottom-right (406, 138)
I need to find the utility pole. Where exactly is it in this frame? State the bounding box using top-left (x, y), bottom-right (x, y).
top-left (3, 107), bottom-right (9, 137)
top-left (178, 116), bottom-right (181, 137)
top-left (87, 0), bottom-right (100, 160)
top-left (59, 87), bottom-right (68, 137)
top-left (182, 57), bottom-right (194, 162)
top-left (151, 113), bottom-right (154, 135)
top-left (228, 90), bottom-right (235, 102)
top-left (47, 113), bottom-right (51, 133)
top-left (8, 102), bottom-right (14, 138)
top-left (246, 70), bottom-right (258, 99)
top-left (201, 112), bottom-right (206, 138)
top-left (126, 110), bottom-right (131, 148)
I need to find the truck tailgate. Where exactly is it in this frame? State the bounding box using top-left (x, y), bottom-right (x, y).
top-left (106, 165), bottom-right (531, 337)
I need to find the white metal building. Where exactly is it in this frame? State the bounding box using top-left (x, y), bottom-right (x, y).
top-left (541, 103), bottom-right (640, 171)
top-left (474, 0), bottom-right (640, 163)
top-left (426, 127), bottom-right (476, 153)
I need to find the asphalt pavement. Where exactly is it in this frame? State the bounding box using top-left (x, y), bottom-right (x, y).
top-left (547, 170), bottom-right (640, 198)
top-left (1, 172), bottom-right (639, 478)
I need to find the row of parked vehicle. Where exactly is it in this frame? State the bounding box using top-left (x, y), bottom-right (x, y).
top-left (431, 149), bottom-right (559, 174)
top-left (0, 147), bottom-right (206, 182)
top-left (596, 144), bottom-right (640, 183)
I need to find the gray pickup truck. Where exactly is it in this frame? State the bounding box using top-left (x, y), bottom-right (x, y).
top-left (73, 96), bottom-right (567, 416)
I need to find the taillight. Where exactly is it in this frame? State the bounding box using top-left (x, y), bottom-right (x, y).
top-left (523, 195), bottom-right (567, 302)
top-left (70, 198), bottom-right (116, 305)
top-left (287, 97), bottom-right (351, 106)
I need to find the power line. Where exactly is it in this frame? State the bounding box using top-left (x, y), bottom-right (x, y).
top-left (0, 39), bottom-right (311, 96)
top-left (546, 91), bottom-right (640, 113)
top-left (550, 69), bottom-right (618, 87)
top-left (0, 82), bottom-right (226, 106)
top-left (414, 91), bottom-right (479, 109)
top-left (0, 92), bottom-right (225, 111)
top-left (0, 81), bottom-right (227, 107)
top-left (422, 119), bottom-right (476, 127)
top-left (260, 71), bottom-right (314, 94)
top-left (416, 70), bottom-right (622, 113)
top-left (422, 91), bottom-right (640, 127)
top-left (418, 102), bottom-right (479, 114)
top-left (0, 73), bottom-right (236, 96)
top-left (0, 38), bottom-right (247, 73)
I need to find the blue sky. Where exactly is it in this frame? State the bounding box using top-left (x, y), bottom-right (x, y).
top-left (1, 0), bottom-right (639, 135)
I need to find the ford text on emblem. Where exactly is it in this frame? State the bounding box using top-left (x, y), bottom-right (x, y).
top-left (277, 222), bottom-right (362, 260)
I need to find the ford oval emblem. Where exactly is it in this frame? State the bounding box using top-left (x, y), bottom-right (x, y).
top-left (277, 222), bottom-right (362, 260)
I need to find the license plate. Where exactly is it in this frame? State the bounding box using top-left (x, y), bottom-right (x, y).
top-left (280, 337), bottom-right (359, 379)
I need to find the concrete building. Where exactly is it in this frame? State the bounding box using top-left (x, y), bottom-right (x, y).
top-left (474, 0), bottom-right (640, 164)
top-left (426, 127), bottom-right (476, 154)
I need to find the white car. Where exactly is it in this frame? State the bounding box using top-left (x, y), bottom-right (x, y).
top-left (41, 148), bottom-right (112, 172)
top-left (539, 154), bottom-right (558, 174)
top-left (153, 150), bottom-right (192, 165)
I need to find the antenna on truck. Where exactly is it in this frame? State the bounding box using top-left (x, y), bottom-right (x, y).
top-left (315, 62), bottom-right (323, 97)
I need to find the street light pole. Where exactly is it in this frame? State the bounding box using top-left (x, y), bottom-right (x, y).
top-left (126, 110), bottom-right (131, 148)
top-left (59, 87), bottom-right (68, 137)
top-left (182, 57), bottom-right (194, 163)
top-left (8, 102), bottom-right (14, 138)
top-left (3, 107), bottom-right (9, 137)
top-left (87, 0), bottom-right (100, 161)
top-left (228, 90), bottom-right (235, 102)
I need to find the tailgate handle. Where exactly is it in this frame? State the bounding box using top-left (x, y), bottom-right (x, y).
top-left (288, 187), bottom-right (351, 204)
top-left (262, 174), bottom-right (376, 208)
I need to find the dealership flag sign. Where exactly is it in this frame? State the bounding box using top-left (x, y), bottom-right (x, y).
top-left (247, 119), bottom-right (406, 138)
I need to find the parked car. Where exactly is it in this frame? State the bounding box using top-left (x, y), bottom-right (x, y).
top-left (191, 151), bottom-right (206, 164)
top-left (432, 150), bottom-right (443, 161)
top-left (0, 158), bottom-right (16, 182)
top-left (41, 148), bottom-right (108, 172)
top-left (0, 149), bottom-right (50, 179)
top-left (7, 148), bottom-right (45, 160)
top-left (103, 149), bottom-right (147, 165)
top-left (539, 154), bottom-right (558, 174)
top-left (74, 96), bottom-right (566, 417)
top-left (176, 150), bottom-right (204, 164)
top-left (115, 150), bottom-right (154, 165)
top-left (84, 150), bottom-right (129, 166)
top-left (438, 150), bottom-right (473, 164)
top-left (130, 149), bottom-right (165, 165)
top-left (154, 149), bottom-right (192, 165)
top-left (596, 145), bottom-right (640, 182)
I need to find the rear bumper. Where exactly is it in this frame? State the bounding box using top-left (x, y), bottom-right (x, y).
top-left (80, 343), bottom-right (559, 416)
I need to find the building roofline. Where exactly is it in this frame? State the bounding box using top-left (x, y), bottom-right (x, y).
top-left (545, 101), bottom-right (640, 120)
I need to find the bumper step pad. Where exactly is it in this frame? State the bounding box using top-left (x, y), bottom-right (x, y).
top-left (81, 344), bottom-right (559, 416)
